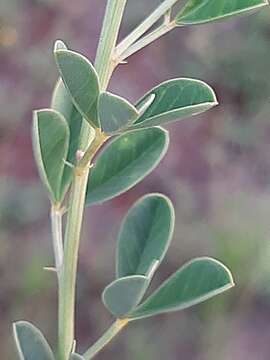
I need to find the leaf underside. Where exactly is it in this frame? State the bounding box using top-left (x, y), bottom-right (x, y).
top-left (13, 321), bottom-right (55, 360)
top-left (51, 79), bottom-right (83, 196)
top-left (32, 109), bottom-right (70, 203)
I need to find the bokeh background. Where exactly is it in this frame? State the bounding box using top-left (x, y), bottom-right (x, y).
top-left (1, 0), bottom-right (270, 359)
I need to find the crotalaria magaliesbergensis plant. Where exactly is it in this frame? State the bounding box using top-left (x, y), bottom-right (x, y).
top-left (12, 1), bottom-right (269, 359)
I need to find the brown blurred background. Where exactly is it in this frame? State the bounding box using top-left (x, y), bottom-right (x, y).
top-left (1, 0), bottom-right (270, 359)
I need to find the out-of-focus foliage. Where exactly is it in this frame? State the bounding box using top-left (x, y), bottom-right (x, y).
top-left (1, 0), bottom-right (270, 359)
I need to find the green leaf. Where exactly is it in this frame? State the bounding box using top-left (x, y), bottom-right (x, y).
top-left (86, 127), bottom-right (169, 205)
top-left (32, 109), bottom-right (70, 203)
top-left (51, 79), bottom-right (83, 196)
top-left (13, 321), bottom-right (55, 360)
top-left (175, 0), bottom-right (268, 25)
top-left (70, 354), bottom-right (84, 360)
top-left (132, 78), bottom-right (217, 129)
top-left (117, 193), bottom-right (175, 278)
top-left (99, 92), bottom-right (139, 134)
top-left (136, 94), bottom-right (156, 117)
top-left (129, 257), bottom-right (234, 320)
top-left (102, 275), bottom-right (149, 317)
top-left (54, 47), bottom-right (100, 128)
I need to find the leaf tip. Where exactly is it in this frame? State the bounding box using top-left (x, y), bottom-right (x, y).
top-left (201, 256), bottom-right (235, 287)
top-left (54, 39), bottom-right (67, 52)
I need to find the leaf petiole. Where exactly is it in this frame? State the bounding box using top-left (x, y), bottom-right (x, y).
top-left (83, 319), bottom-right (129, 360)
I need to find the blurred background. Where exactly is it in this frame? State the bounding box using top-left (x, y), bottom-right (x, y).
top-left (1, 0), bottom-right (270, 359)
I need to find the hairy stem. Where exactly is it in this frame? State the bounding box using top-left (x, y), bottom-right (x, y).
top-left (83, 319), bottom-right (129, 360)
top-left (115, 0), bottom-right (180, 57)
top-left (57, 1), bottom-right (128, 359)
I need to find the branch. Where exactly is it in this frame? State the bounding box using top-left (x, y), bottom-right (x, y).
top-left (115, 0), bottom-right (180, 57)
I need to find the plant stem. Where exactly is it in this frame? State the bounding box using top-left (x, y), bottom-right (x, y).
top-left (119, 20), bottom-right (176, 61)
top-left (95, 0), bottom-right (128, 90)
top-left (78, 129), bottom-right (108, 170)
top-left (58, 169), bottom-right (90, 360)
top-left (83, 319), bottom-right (129, 360)
top-left (50, 204), bottom-right (64, 275)
top-left (115, 0), bottom-right (180, 57)
top-left (57, 1), bottom-right (128, 359)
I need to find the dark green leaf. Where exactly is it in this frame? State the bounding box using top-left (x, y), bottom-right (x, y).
top-left (54, 47), bottom-right (100, 127)
top-left (51, 79), bottom-right (83, 196)
top-left (13, 321), bottom-right (55, 360)
top-left (117, 193), bottom-right (175, 278)
top-left (86, 127), bottom-right (169, 205)
top-left (175, 0), bottom-right (268, 25)
top-left (32, 109), bottom-right (70, 203)
top-left (102, 275), bottom-right (149, 317)
top-left (129, 257), bottom-right (234, 320)
top-left (132, 78), bottom-right (217, 129)
top-left (99, 92), bottom-right (139, 134)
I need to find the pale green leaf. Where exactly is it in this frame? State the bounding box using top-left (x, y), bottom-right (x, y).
top-left (13, 321), bottom-right (55, 360)
top-left (99, 91), bottom-right (139, 134)
top-left (32, 109), bottom-right (70, 203)
top-left (176, 0), bottom-right (268, 25)
top-left (86, 127), bottom-right (169, 205)
top-left (117, 193), bottom-right (175, 278)
top-left (51, 79), bottom-right (83, 196)
top-left (54, 47), bottom-right (100, 127)
top-left (129, 257), bottom-right (234, 319)
top-left (102, 275), bottom-right (149, 317)
top-left (132, 78), bottom-right (217, 129)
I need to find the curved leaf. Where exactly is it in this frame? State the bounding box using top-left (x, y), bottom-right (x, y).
top-left (132, 78), bottom-right (217, 129)
top-left (176, 0), bottom-right (268, 25)
top-left (129, 257), bottom-right (234, 320)
top-left (13, 321), bottom-right (55, 360)
top-left (86, 127), bottom-right (169, 205)
top-left (117, 193), bottom-right (175, 278)
top-left (51, 79), bottom-right (83, 196)
top-left (99, 92), bottom-right (139, 134)
top-left (32, 109), bottom-right (70, 203)
top-left (102, 275), bottom-right (149, 317)
top-left (54, 47), bottom-right (100, 127)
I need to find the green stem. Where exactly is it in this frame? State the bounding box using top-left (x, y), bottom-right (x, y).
top-left (57, 1), bottom-right (128, 359)
top-left (115, 0), bottom-right (180, 57)
top-left (119, 20), bottom-right (176, 61)
top-left (58, 170), bottom-right (90, 360)
top-left (95, 0), bottom-right (128, 90)
top-left (50, 204), bottom-right (64, 274)
top-left (83, 319), bottom-right (129, 360)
